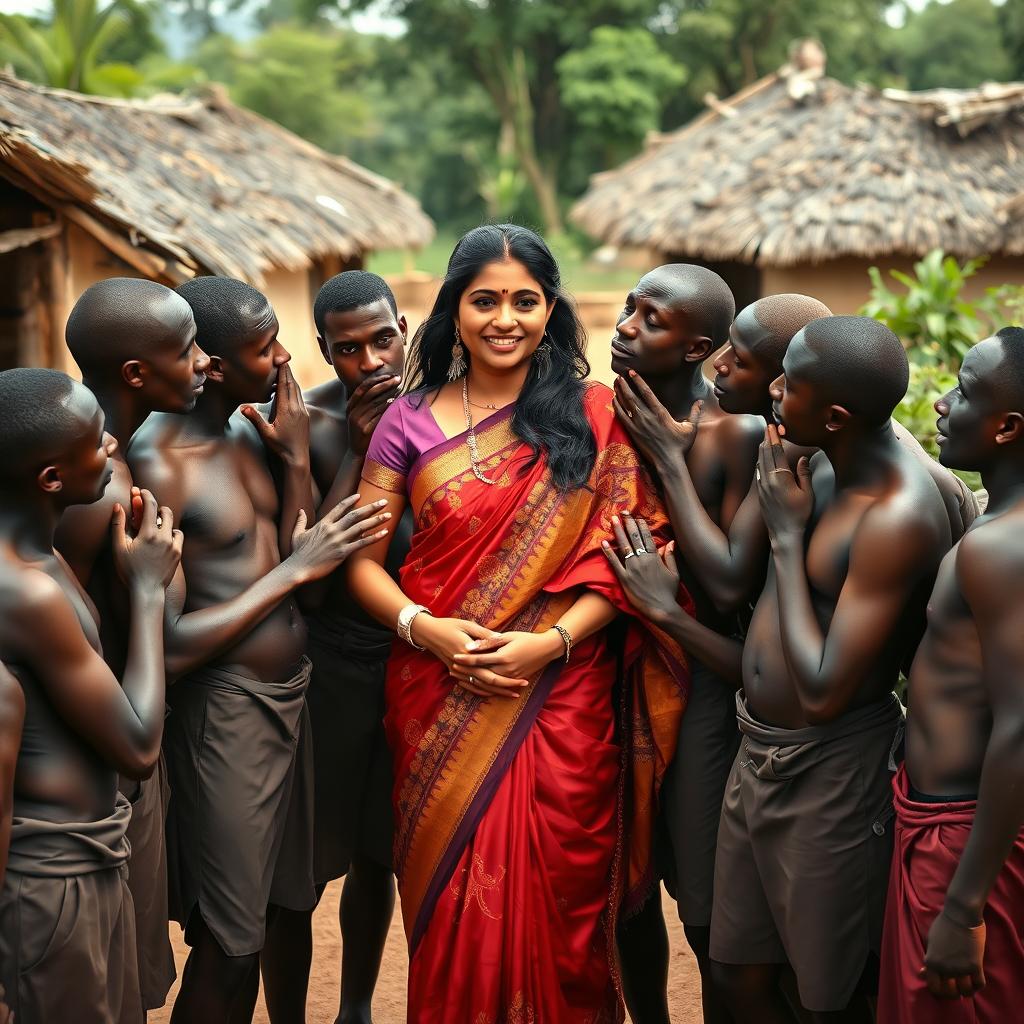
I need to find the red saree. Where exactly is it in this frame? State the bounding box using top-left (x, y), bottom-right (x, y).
top-left (362, 382), bottom-right (692, 1023)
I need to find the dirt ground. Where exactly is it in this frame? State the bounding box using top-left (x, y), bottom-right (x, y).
top-left (151, 885), bottom-right (703, 1023)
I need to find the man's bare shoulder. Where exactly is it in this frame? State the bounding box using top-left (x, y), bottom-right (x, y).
top-left (958, 504), bottom-right (1024, 581)
top-left (0, 562), bottom-right (77, 650)
top-left (303, 377), bottom-right (346, 414)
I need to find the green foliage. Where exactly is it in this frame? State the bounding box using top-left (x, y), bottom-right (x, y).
top-left (0, 0), bottom-right (146, 95)
top-left (896, 0), bottom-right (1011, 90)
top-left (558, 26), bottom-right (686, 165)
top-left (860, 250), bottom-right (990, 370)
top-left (206, 24), bottom-right (373, 153)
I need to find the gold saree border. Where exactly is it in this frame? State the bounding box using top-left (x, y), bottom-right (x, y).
top-left (361, 457), bottom-right (406, 495)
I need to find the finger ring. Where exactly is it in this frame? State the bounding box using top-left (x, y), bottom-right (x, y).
top-left (468, 675), bottom-right (476, 684)
top-left (156, 516), bottom-right (164, 528)
top-left (755, 468), bottom-right (761, 482)
top-left (634, 547), bottom-right (646, 557)
top-left (626, 409), bottom-right (634, 419)
top-left (622, 551), bottom-right (636, 560)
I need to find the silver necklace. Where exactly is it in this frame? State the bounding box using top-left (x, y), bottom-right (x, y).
top-left (462, 377), bottom-right (498, 485)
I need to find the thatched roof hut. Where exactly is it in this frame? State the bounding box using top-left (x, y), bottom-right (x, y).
top-left (0, 73), bottom-right (433, 380)
top-left (571, 48), bottom-right (1024, 313)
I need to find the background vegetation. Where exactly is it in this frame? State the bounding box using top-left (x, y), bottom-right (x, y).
top-left (5, 0), bottom-right (1024, 238)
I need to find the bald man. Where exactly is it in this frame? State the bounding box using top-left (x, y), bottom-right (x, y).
top-left (670, 294), bottom-right (977, 613)
top-left (55, 277), bottom-right (209, 1013)
top-left (610, 265), bottom-right (762, 1024)
top-left (708, 317), bottom-right (951, 1022)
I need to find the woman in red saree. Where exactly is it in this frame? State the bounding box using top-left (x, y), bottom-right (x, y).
top-left (347, 225), bottom-right (691, 1023)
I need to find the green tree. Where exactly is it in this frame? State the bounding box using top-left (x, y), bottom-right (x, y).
top-left (355, 0), bottom-right (668, 236)
top-left (189, 24), bottom-right (373, 153)
top-left (662, 0), bottom-right (893, 121)
top-left (0, 0), bottom-right (147, 95)
top-left (558, 26), bottom-right (686, 167)
top-left (897, 0), bottom-right (1011, 90)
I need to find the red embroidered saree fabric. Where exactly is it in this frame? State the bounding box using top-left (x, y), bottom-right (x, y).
top-left (361, 383), bottom-right (691, 1023)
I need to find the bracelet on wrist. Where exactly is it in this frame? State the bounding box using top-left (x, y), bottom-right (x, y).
top-left (550, 623), bottom-right (573, 663)
top-left (396, 603), bottom-right (430, 650)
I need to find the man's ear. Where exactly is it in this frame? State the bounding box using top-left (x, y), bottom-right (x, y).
top-left (398, 315), bottom-right (408, 341)
top-left (316, 336), bottom-right (331, 367)
top-left (205, 355), bottom-right (225, 383)
top-left (825, 404), bottom-right (852, 432)
top-left (37, 464), bottom-right (62, 494)
top-left (684, 336), bottom-right (714, 363)
top-left (995, 411), bottom-right (1024, 445)
top-left (121, 359), bottom-right (145, 389)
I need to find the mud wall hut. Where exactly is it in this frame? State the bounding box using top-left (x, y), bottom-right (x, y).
top-left (571, 46), bottom-right (1024, 314)
top-left (0, 73), bottom-right (433, 384)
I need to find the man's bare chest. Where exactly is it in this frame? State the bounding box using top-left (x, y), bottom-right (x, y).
top-left (179, 445), bottom-right (280, 550)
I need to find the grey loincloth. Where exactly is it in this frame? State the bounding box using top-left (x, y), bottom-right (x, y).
top-left (306, 614), bottom-right (394, 884)
top-left (710, 690), bottom-right (904, 1013)
top-left (164, 657), bottom-right (315, 957)
top-left (658, 659), bottom-right (740, 927)
top-left (0, 794), bottom-right (142, 1024)
top-left (119, 749), bottom-right (175, 1010)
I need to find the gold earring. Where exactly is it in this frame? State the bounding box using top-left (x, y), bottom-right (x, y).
top-left (448, 324), bottom-right (467, 381)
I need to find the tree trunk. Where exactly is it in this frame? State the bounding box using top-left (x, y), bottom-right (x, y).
top-left (482, 46), bottom-right (563, 237)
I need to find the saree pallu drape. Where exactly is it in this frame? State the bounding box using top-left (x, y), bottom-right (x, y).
top-left (362, 385), bottom-right (692, 1023)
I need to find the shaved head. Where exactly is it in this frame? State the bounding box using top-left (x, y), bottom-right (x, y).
top-left (789, 316), bottom-right (909, 424)
top-left (0, 368), bottom-right (96, 479)
top-left (991, 327), bottom-right (1024, 407)
top-left (739, 294), bottom-right (832, 368)
top-left (176, 276), bottom-right (274, 355)
top-left (637, 264), bottom-right (735, 346)
top-left (66, 278), bottom-right (196, 377)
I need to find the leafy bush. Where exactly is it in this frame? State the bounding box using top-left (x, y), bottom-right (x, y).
top-left (860, 250), bottom-right (989, 370)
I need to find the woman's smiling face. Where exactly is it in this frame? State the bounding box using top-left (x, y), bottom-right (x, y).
top-left (454, 258), bottom-right (555, 377)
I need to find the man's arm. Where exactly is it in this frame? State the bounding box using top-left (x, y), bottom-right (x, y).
top-left (921, 533), bottom-right (1024, 998)
top-left (764, 463), bottom-right (941, 723)
top-left (162, 497), bottom-right (392, 678)
top-left (601, 516), bottom-right (744, 686)
top-left (54, 490), bottom-right (118, 587)
top-left (613, 374), bottom-right (767, 611)
top-left (0, 663), bottom-right (24, 891)
top-left (241, 364), bottom-right (315, 558)
top-left (7, 495), bottom-right (179, 778)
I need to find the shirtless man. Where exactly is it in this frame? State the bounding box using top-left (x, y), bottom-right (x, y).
top-left (0, 367), bottom-right (182, 1023)
top-left (879, 327), bottom-right (1024, 1023)
top-left (294, 271), bottom-right (411, 1024)
top-left (610, 265), bottom-right (763, 1024)
top-left (56, 277), bottom-right (210, 1014)
top-left (624, 294), bottom-right (976, 617)
top-left (128, 276), bottom-right (392, 1024)
top-left (708, 316), bottom-right (950, 1022)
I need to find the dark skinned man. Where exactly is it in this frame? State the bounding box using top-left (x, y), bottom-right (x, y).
top-left (56, 277), bottom-right (210, 1015)
top-left (622, 294), bottom-right (976, 618)
top-left (707, 316), bottom-right (951, 1023)
top-left (128, 276), bottom-right (393, 1024)
top-left (879, 328), bottom-right (1024, 1023)
top-left (268, 271), bottom-right (411, 1024)
top-left (0, 368), bottom-right (182, 1023)
top-left (609, 264), bottom-right (762, 1024)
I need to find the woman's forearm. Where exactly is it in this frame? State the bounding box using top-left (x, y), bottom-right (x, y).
top-left (345, 553), bottom-right (414, 633)
top-left (554, 591), bottom-right (618, 646)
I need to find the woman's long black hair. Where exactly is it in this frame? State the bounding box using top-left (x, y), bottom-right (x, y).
top-left (405, 224), bottom-right (596, 491)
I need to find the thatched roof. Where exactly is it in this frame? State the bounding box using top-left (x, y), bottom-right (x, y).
top-left (0, 73), bottom-right (433, 283)
top-left (571, 66), bottom-right (1024, 267)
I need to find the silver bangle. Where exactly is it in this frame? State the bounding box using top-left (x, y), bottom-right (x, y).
top-left (396, 603), bottom-right (430, 650)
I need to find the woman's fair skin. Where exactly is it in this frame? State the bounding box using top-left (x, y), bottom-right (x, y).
top-left (346, 257), bottom-right (618, 697)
